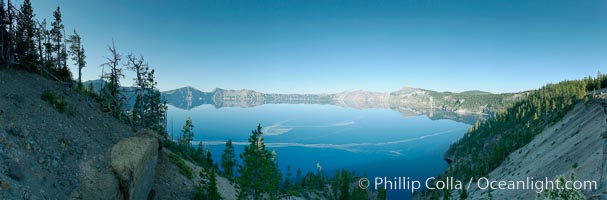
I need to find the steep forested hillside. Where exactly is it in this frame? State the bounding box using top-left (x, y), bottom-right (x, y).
top-left (419, 74), bottom-right (607, 198)
top-left (424, 89), bottom-right (522, 115)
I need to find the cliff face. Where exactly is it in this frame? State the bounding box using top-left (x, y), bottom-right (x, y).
top-left (462, 97), bottom-right (607, 199)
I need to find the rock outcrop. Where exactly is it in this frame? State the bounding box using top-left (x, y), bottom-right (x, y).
top-left (111, 132), bottom-right (160, 200)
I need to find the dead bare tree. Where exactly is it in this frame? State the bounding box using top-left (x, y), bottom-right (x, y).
top-left (125, 52), bottom-right (149, 126)
top-left (100, 39), bottom-right (124, 117)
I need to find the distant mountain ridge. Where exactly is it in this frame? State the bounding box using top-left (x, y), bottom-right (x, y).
top-left (162, 86), bottom-right (335, 110)
top-left (458, 90), bottom-right (494, 95)
top-left (82, 79), bottom-right (522, 124)
top-left (160, 86), bottom-right (524, 124)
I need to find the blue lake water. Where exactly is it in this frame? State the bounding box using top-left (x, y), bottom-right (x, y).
top-left (167, 104), bottom-right (469, 199)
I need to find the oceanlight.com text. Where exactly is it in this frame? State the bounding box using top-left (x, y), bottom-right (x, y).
top-left (358, 176), bottom-right (597, 193)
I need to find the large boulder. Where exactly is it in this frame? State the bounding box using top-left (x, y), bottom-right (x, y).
top-left (80, 160), bottom-right (121, 200)
top-left (111, 133), bottom-right (159, 200)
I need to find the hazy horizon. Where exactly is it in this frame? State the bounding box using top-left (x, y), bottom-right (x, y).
top-left (161, 84), bottom-right (514, 95)
top-left (24, 0), bottom-right (607, 94)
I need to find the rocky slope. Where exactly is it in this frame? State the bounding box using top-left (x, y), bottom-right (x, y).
top-left (0, 69), bottom-right (141, 199)
top-left (413, 95), bottom-right (607, 199)
top-left (461, 96), bottom-right (607, 199)
top-left (0, 69), bottom-right (183, 200)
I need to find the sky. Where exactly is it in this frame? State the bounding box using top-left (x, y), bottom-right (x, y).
top-left (19, 0), bottom-right (607, 94)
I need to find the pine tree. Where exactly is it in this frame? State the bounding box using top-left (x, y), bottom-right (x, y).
top-left (316, 162), bottom-right (324, 190)
top-left (35, 18), bottom-right (43, 69)
top-left (0, 0), bottom-right (8, 63)
top-left (41, 18), bottom-right (52, 68)
top-left (196, 141), bottom-right (204, 164)
top-left (67, 29), bottom-right (85, 87)
top-left (295, 168), bottom-right (302, 191)
top-left (221, 139), bottom-right (236, 180)
top-left (283, 165), bottom-right (291, 194)
top-left (376, 187), bottom-right (387, 200)
top-left (207, 168), bottom-right (222, 200)
top-left (459, 188), bottom-right (468, 199)
top-left (237, 124), bottom-right (281, 200)
top-left (58, 30), bottom-right (69, 81)
top-left (4, 0), bottom-right (14, 66)
top-left (206, 150), bottom-right (213, 169)
top-left (196, 167), bottom-right (223, 200)
top-left (14, 0), bottom-right (37, 66)
top-left (50, 6), bottom-right (63, 70)
top-left (143, 69), bottom-right (167, 133)
top-left (331, 170), bottom-right (341, 199)
top-left (352, 182), bottom-right (368, 199)
top-left (339, 169), bottom-right (351, 200)
top-left (180, 116), bottom-right (194, 147)
top-left (352, 171), bottom-right (368, 200)
top-left (443, 187), bottom-right (451, 200)
top-left (131, 96), bottom-right (142, 126)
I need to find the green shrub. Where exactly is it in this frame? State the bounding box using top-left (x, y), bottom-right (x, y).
top-left (41, 90), bottom-right (55, 102)
top-left (169, 152), bottom-right (193, 179)
top-left (537, 174), bottom-right (585, 200)
top-left (55, 95), bottom-right (67, 113)
top-left (41, 90), bottom-right (68, 113)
